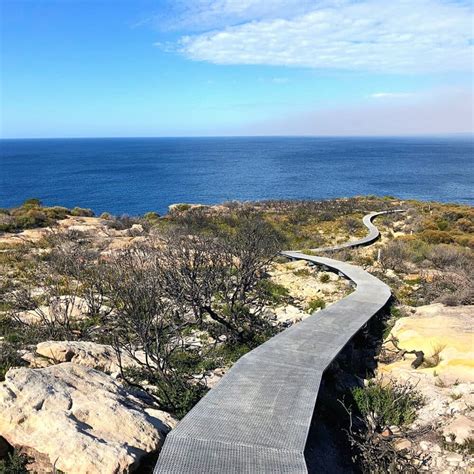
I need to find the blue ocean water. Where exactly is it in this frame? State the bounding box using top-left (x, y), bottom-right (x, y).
top-left (1, 137), bottom-right (473, 215)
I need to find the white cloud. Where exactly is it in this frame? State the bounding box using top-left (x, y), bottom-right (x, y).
top-left (159, 0), bottom-right (314, 31)
top-left (169, 0), bottom-right (473, 73)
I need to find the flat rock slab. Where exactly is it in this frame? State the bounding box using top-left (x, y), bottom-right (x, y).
top-left (0, 363), bottom-right (167, 474)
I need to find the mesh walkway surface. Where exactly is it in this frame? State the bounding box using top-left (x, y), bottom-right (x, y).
top-left (154, 210), bottom-right (402, 473)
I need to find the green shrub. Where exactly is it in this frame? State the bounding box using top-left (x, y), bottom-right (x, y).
top-left (0, 341), bottom-right (26, 381)
top-left (258, 279), bottom-right (290, 306)
top-left (307, 297), bottom-right (326, 313)
top-left (70, 207), bottom-right (94, 217)
top-left (352, 380), bottom-right (423, 427)
top-left (320, 273), bottom-right (330, 283)
top-left (172, 204), bottom-right (192, 213)
top-left (0, 451), bottom-right (30, 474)
top-left (144, 211), bottom-right (160, 222)
top-left (44, 206), bottom-right (69, 220)
top-left (14, 209), bottom-right (49, 229)
top-left (22, 198), bottom-right (42, 207)
top-left (420, 229), bottom-right (453, 244)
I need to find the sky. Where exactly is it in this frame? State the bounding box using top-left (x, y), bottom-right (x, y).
top-left (0, 0), bottom-right (473, 138)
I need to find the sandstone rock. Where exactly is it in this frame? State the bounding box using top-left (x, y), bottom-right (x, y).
top-left (15, 296), bottom-right (89, 325)
top-left (0, 363), bottom-right (170, 474)
top-left (385, 303), bottom-right (474, 383)
top-left (442, 414), bottom-right (474, 445)
top-left (394, 438), bottom-right (412, 451)
top-left (445, 452), bottom-right (463, 464)
top-left (272, 304), bottom-right (307, 324)
top-left (32, 340), bottom-right (137, 374)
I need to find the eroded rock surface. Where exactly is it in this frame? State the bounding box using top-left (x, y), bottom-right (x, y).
top-left (0, 363), bottom-right (171, 473)
top-left (379, 303), bottom-right (474, 472)
top-left (24, 340), bottom-right (137, 374)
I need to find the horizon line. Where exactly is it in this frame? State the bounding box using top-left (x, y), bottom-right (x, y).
top-left (1, 132), bottom-right (473, 140)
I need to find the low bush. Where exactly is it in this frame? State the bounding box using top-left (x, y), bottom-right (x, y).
top-left (320, 273), bottom-right (330, 283)
top-left (307, 297), bottom-right (326, 313)
top-left (420, 229), bottom-right (453, 244)
top-left (257, 280), bottom-right (291, 306)
top-left (70, 207), bottom-right (94, 217)
top-left (352, 379), bottom-right (423, 428)
top-left (0, 451), bottom-right (30, 474)
top-left (0, 341), bottom-right (26, 381)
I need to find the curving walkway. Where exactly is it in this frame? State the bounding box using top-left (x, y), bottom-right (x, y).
top-left (309, 209), bottom-right (405, 252)
top-left (154, 210), bottom-right (403, 473)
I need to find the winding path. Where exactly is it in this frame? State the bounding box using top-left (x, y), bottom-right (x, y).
top-left (154, 210), bottom-right (403, 473)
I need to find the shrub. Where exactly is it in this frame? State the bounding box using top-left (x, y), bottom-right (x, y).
top-left (22, 198), bottom-right (42, 207)
top-left (0, 341), bottom-right (26, 381)
top-left (258, 280), bottom-right (290, 306)
top-left (380, 240), bottom-right (408, 272)
top-left (320, 273), bottom-right (330, 283)
top-left (70, 207), bottom-right (94, 217)
top-left (44, 206), bottom-right (69, 220)
top-left (14, 209), bottom-right (49, 229)
top-left (456, 218), bottom-right (473, 233)
top-left (0, 451), bottom-right (30, 474)
top-left (352, 379), bottom-right (423, 428)
top-left (420, 229), bottom-right (453, 244)
top-left (144, 211), bottom-right (160, 222)
top-left (307, 297), bottom-right (326, 313)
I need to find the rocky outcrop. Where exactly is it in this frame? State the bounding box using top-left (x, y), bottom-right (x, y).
top-left (22, 340), bottom-right (137, 375)
top-left (0, 363), bottom-right (172, 474)
top-left (379, 303), bottom-right (474, 472)
top-left (386, 303), bottom-right (474, 382)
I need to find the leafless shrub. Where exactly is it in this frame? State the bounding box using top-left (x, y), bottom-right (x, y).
top-left (380, 240), bottom-right (409, 272)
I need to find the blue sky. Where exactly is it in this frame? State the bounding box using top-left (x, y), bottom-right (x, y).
top-left (1, 0), bottom-right (472, 138)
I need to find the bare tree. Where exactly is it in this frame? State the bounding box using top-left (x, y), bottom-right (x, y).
top-left (156, 214), bottom-right (281, 345)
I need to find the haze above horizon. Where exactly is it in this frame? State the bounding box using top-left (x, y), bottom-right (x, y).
top-left (1, 0), bottom-right (473, 139)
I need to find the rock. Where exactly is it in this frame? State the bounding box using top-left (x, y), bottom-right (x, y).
top-left (272, 304), bottom-right (307, 324)
top-left (31, 340), bottom-right (137, 374)
top-left (15, 296), bottom-right (90, 324)
top-left (442, 414), bottom-right (474, 445)
top-left (0, 363), bottom-right (168, 474)
top-left (445, 452), bottom-right (463, 464)
top-left (389, 303), bottom-right (474, 382)
top-left (394, 438), bottom-right (412, 451)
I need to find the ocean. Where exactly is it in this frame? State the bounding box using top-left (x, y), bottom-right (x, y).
top-left (1, 136), bottom-right (472, 215)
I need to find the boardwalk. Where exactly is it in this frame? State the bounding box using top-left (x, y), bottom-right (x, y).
top-left (154, 210), bottom-right (403, 473)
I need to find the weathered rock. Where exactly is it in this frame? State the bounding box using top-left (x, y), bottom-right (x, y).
top-left (30, 340), bottom-right (137, 374)
top-left (0, 363), bottom-right (171, 473)
top-left (394, 438), bottom-right (412, 451)
top-left (442, 414), bottom-right (474, 445)
top-left (15, 296), bottom-right (89, 324)
top-left (388, 303), bottom-right (474, 382)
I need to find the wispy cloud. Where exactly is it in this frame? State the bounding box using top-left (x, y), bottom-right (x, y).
top-left (239, 87), bottom-right (474, 136)
top-left (162, 0), bottom-right (473, 74)
top-left (370, 92), bottom-right (414, 99)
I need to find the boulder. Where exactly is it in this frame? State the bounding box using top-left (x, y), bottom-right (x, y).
top-left (0, 363), bottom-right (172, 473)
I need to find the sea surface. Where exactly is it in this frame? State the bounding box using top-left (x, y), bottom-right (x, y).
top-left (1, 137), bottom-right (473, 215)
